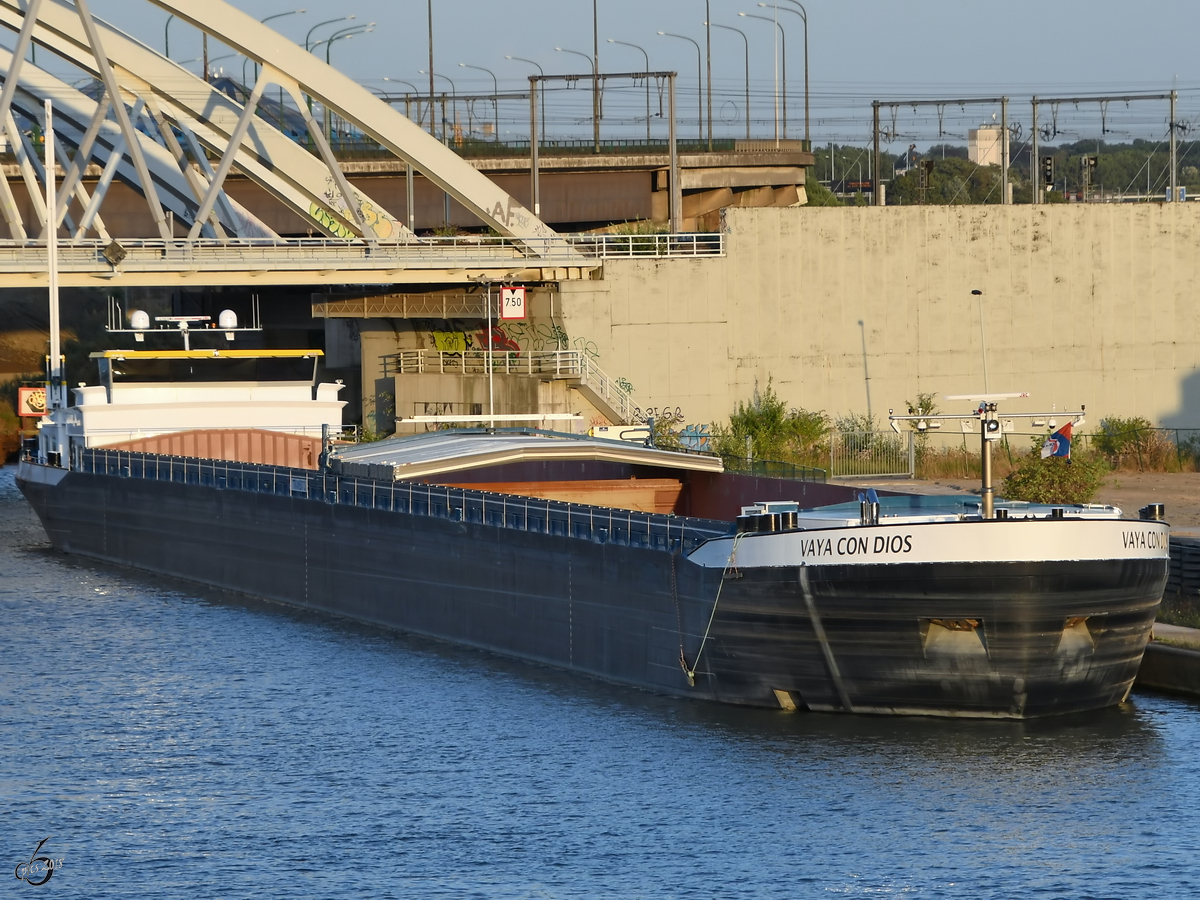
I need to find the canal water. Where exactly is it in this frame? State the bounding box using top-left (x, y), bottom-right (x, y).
top-left (2, 467), bottom-right (1198, 899)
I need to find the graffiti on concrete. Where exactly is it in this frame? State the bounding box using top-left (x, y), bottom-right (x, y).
top-left (502, 321), bottom-right (570, 352)
top-left (431, 330), bottom-right (470, 353)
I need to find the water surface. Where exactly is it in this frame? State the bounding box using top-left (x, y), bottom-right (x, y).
top-left (2, 469), bottom-right (1197, 898)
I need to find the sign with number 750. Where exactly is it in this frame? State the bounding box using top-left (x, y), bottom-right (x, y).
top-left (500, 287), bottom-right (526, 320)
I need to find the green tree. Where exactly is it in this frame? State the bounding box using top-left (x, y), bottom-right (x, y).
top-left (804, 179), bottom-right (841, 207)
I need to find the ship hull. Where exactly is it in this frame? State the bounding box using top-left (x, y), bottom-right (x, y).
top-left (18, 456), bottom-right (1168, 718)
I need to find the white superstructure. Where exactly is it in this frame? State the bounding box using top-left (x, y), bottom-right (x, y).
top-left (38, 349), bottom-right (345, 455)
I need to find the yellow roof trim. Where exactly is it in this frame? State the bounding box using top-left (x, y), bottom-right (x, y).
top-left (89, 349), bottom-right (323, 360)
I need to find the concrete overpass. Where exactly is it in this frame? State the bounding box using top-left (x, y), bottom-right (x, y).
top-left (0, 0), bottom-right (810, 291)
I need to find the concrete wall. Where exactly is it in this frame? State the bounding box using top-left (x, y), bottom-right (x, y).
top-left (355, 292), bottom-right (613, 434)
top-left (558, 204), bottom-right (1200, 429)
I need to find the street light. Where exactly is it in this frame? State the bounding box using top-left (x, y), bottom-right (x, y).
top-left (555, 46), bottom-right (600, 152)
top-left (312, 25), bottom-right (372, 62)
top-left (459, 62), bottom-right (499, 141)
top-left (256, 9), bottom-right (305, 84)
top-left (971, 289), bottom-right (989, 393)
top-left (207, 51), bottom-right (238, 80)
top-left (383, 77), bottom-right (426, 128)
top-left (739, 12), bottom-right (787, 141)
top-left (164, 13), bottom-right (176, 58)
top-left (657, 32), bottom-right (703, 142)
top-left (505, 55), bottom-right (545, 142)
top-left (708, 23), bottom-right (749, 140)
top-left (770, 1), bottom-right (808, 146)
top-left (305, 15), bottom-right (354, 52)
top-left (607, 39), bottom-right (651, 143)
top-left (262, 9), bottom-right (306, 26)
top-left (317, 25), bottom-right (374, 142)
top-left (420, 69), bottom-right (457, 142)
top-left (702, 0), bottom-right (711, 150)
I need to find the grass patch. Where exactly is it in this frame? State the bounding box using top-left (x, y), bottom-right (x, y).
top-left (1158, 596), bottom-right (1200, 629)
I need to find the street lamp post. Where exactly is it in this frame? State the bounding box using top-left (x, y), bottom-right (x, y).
top-left (774, 0), bottom-right (809, 146)
top-left (420, 70), bottom-right (457, 144)
top-left (255, 10), bottom-right (305, 83)
top-left (592, 0), bottom-right (601, 153)
top-left (164, 13), bottom-right (175, 58)
top-left (607, 39), bottom-right (651, 143)
top-left (708, 22), bottom-right (749, 140)
top-left (459, 63), bottom-right (499, 141)
top-left (382, 77), bottom-right (422, 231)
top-left (971, 289), bottom-right (989, 394)
top-left (421, 71), bottom-right (457, 225)
top-left (505, 56), bottom-right (545, 142)
top-left (740, 12), bottom-right (787, 140)
top-left (313, 27), bottom-right (371, 144)
top-left (555, 46), bottom-right (600, 152)
top-left (305, 15), bottom-right (354, 52)
top-left (383, 77), bottom-right (423, 123)
top-left (704, 1), bottom-right (712, 150)
top-left (207, 52), bottom-right (238, 80)
top-left (304, 13), bottom-right (354, 112)
top-left (426, 0), bottom-right (435, 141)
top-left (657, 31), bottom-right (703, 142)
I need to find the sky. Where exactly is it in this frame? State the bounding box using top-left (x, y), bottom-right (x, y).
top-left (23, 0), bottom-right (1200, 147)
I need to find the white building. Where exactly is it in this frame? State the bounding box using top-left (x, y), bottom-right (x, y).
top-left (968, 126), bottom-right (1004, 167)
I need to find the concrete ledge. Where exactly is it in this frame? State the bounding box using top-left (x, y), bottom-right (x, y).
top-left (1136, 642), bottom-right (1200, 698)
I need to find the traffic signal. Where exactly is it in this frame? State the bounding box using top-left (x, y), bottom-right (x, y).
top-left (919, 160), bottom-right (934, 197)
top-left (1040, 155), bottom-right (1054, 189)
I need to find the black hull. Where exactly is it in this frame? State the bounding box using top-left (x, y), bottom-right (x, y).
top-left (18, 458), bottom-right (1167, 718)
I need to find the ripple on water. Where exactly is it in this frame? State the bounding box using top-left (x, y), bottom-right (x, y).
top-left (2, 469), bottom-right (1199, 898)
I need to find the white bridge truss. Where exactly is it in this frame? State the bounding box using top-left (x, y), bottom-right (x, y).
top-left (0, 0), bottom-right (584, 285)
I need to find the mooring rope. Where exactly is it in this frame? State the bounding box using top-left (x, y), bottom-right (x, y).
top-left (680, 532), bottom-right (747, 687)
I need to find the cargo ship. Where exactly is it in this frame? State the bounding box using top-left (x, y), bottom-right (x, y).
top-left (16, 348), bottom-right (1170, 718)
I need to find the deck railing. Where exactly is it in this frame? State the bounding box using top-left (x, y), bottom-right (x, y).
top-left (78, 448), bottom-right (728, 555)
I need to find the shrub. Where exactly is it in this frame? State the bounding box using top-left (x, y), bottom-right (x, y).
top-left (648, 410), bottom-right (686, 451)
top-left (1093, 416), bottom-right (1178, 471)
top-left (710, 379), bottom-right (828, 466)
top-left (1157, 595), bottom-right (1200, 629)
top-left (1001, 452), bottom-right (1109, 504)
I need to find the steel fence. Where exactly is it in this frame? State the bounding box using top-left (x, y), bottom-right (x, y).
top-left (829, 431), bottom-right (915, 479)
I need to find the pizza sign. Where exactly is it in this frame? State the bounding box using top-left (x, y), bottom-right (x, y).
top-left (18, 386), bottom-right (47, 416)
top-left (500, 287), bottom-right (526, 320)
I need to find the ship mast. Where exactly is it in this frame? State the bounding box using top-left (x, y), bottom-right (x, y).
top-left (45, 98), bottom-right (65, 464)
top-left (46, 98), bottom-right (61, 411)
top-left (890, 394), bottom-right (1084, 520)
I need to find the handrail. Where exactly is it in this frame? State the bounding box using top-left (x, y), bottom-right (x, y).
top-left (0, 233), bottom-right (724, 271)
top-left (380, 348), bottom-right (636, 423)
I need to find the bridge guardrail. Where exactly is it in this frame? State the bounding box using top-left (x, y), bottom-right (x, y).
top-left (0, 233), bottom-right (723, 273)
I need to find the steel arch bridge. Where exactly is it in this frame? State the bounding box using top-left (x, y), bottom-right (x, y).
top-left (0, 0), bottom-right (592, 286)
